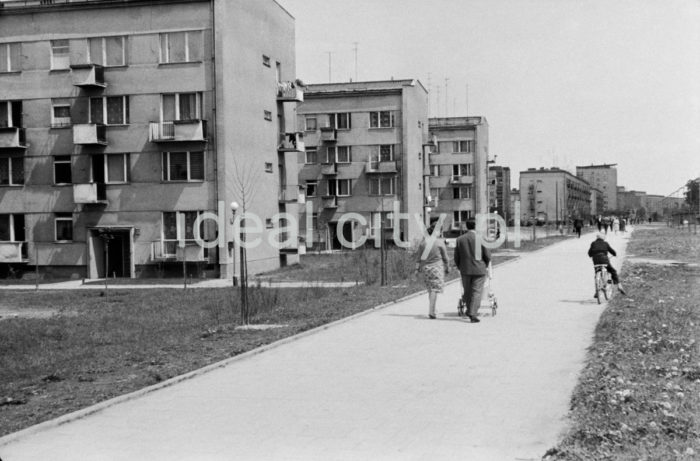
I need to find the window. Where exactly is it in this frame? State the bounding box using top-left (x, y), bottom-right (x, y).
top-left (0, 43), bottom-right (21, 73)
top-left (0, 101), bottom-right (21, 128)
top-left (326, 145), bottom-right (351, 163)
top-left (327, 179), bottom-right (351, 197)
top-left (0, 214), bottom-right (24, 242)
top-left (305, 181), bottom-right (318, 197)
top-left (0, 157), bottom-right (23, 185)
top-left (161, 92), bottom-right (202, 121)
top-left (162, 210), bottom-right (209, 256)
top-left (305, 148), bottom-right (317, 164)
top-left (329, 112), bottom-right (350, 130)
top-left (452, 164), bottom-right (472, 178)
top-left (104, 153), bottom-right (130, 183)
top-left (53, 156), bottom-right (72, 184)
top-left (90, 96), bottom-right (129, 125)
top-left (160, 31), bottom-right (202, 63)
top-left (369, 176), bottom-right (395, 196)
top-left (452, 186), bottom-right (472, 199)
top-left (370, 145), bottom-right (394, 167)
top-left (262, 55), bottom-right (271, 67)
top-left (264, 162), bottom-right (273, 173)
top-left (305, 117), bottom-right (317, 131)
top-left (88, 36), bottom-right (126, 66)
top-left (162, 151), bottom-right (204, 181)
top-left (369, 111), bottom-right (394, 128)
top-left (264, 110), bottom-right (272, 121)
top-left (55, 213), bottom-right (73, 242)
top-left (370, 212), bottom-right (394, 237)
top-left (51, 100), bottom-right (71, 127)
top-left (453, 210), bottom-right (472, 226)
top-left (50, 40), bottom-right (70, 70)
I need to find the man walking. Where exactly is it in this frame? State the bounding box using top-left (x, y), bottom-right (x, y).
top-left (454, 219), bottom-right (491, 323)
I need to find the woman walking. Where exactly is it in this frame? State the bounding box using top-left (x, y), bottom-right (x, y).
top-left (414, 224), bottom-right (450, 319)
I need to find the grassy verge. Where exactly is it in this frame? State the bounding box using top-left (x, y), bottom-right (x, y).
top-left (546, 226), bottom-right (700, 460)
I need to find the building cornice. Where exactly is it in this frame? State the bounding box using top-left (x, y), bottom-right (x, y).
top-left (0, 0), bottom-right (209, 15)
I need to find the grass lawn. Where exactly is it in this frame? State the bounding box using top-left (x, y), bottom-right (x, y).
top-left (546, 226), bottom-right (700, 460)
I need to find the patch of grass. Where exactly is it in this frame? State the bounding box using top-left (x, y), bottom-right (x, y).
top-left (545, 228), bottom-right (700, 461)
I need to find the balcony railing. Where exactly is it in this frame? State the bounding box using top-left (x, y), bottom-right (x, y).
top-left (0, 127), bottom-right (27, 149)
top-left (450, 175), bottom-right (474, 184)
top-left (276, 81), bottom-right (304, 102)
top-left (73, 183), bottom-right (107, 204)
top-left (320, 126), bottom-right (337, 142)
top-left (149, 120), bottom-right (207, 143)
top-left (278, 132), bottom-right (305, 152)
top-left (366, 160), bottom-right (398, 174)
top-left (321, 163), bottom-right (338, 175)
top-left (279, 185), bottom-right (303, 204)
top-left (0, 241), bottom-right (28, 263)
top-left (322, 196), bottom-right (338, 208)
top-left (151, 240), bottom-right (208, 261)
top-left (73, 123), bottom-right (107, 145)
top-left (71, 64), bottom-right (106, 88)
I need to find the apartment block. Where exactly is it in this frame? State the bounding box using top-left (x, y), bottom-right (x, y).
top-left (576, 163), bottom-right (617, 211)
top-left (0, 0), bottom-right (303, 279)
top-left (488, 165), bottom-right (511, 223)
top-left (520, 167), bottom-right (591, 224)
top-left (427, 117), bottom-right (489, 234)
top-left (508, 188), bottom-right (519, 225)
top-left (296, 80), bottom-right (428, 249)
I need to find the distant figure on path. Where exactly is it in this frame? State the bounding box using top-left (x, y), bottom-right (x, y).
top-left (454, 219), bottom-right (491, 323)
top-left (574, 218), bottom-right (583, 238)
top-left (602, 216), bottom-right (610, 234)
top-left (612, 216), bottom-right (620, 234)
top-left (620, 218), bottom-right (626, 233)
top-left (414, 224), bottom-right (449, 319)
top-left (588, 233), bottom-right (626, 296)
top-left (596, 215), bottom-right (603, 232)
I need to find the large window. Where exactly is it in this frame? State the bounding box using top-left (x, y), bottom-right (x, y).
top-left (160, 31), bottom-right (202, 63)
top-left (0, 43), bottom-right (21, 73)
top-left (0, 157), bottom-right (23, 185)
top-left (90, 96), bottom-right (129, 125)
top-left (0, 214), bottom-right (24, 242)
top-left (50, 40), bottom-right (70, 70)
top-left (453, 210), bottom-right (472, 227)
top-left (53, 156), bottom-right (72, 184)
top-left (326, 145), bottom-right (351, 163)
top-left (305, 117), bottom-right (317, 131)
top-left (369, 111), bottom-right (394, 128)
top-left (88, 36), bottom-right (126, 67)
top-left (51, 99), bottom-right (71, 127)
top-left (55, 213), bottom-right (73, 242)
top-left (369, 176), bottom-right (395, 196)
top-left (453, 186), bottom-right (472, 199)
top-left (162, 151), bottom-right (204, 181)
top-left (370, 212), bottom-right (394, 238)
top-left (305, 181), bottom-right (318, 197)
top-left (304, 148), bottom-right (317, 164)
top-left (452, 164), bottom-right (473, 178)
top-left (161, 93), bottom-right (202, 121)
top-left (0, 100), bottom-right (21, 128)
top-left (328, 112), bottom-right (350, 130)
top-left (104, 153), bottom-right (130, 184)
top-left (162, 210), bottom-right (209, 256)
top-left (369, 145), bottom-right (394, 168)
top-left (327, 179), bottom-right (351, 197)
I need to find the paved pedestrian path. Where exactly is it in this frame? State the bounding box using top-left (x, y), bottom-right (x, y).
top-left (0, 231), bottom-right (630, 461)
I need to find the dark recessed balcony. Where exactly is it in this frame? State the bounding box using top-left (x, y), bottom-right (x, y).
top-left (276, 81), bottom-right (304, 102)
top-left (322, 196), bottom-right (338, 208)
top-left (320, 126), bottom-right (337, 142)
top-left (71, 64), bottom-right (106, 89)
top-left (320, 163), bottom-right (337, 175)
top-left (0, 127), bottom-right (27, 149)
top-left (149, 120), bottom-right (207, 143)
top-left (73, 124), bottom-right (107, 145)
top-left (450, 175), bottom-right (474, 185)
top-left (278, 132), bottom-right (305, 152)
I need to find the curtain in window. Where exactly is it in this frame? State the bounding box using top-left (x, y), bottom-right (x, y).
top-left (169, 152), bottom-right (188, 180)
top-left (337, 146), bottom-right (350, 163)
top-left (168, 32), bottom-right (187, 63)
top-left (106, 97), bottom-right (124, 125)
top-left (380, 111), bottom-right (391, 127)
top-left (163, 212), bottom-right (177, 240)
top-left (0, 45), bottom-right (7, 73)
top-left (189, 152), bottom-right (204, 180)
top-left (380, 145), bottom-right (392, 162)
top-left (107, 155), bottom-right (125, 183)
top-left (380, 177), bottom-right (393, 195)
top-left (179, 93), bottom-right (198, 120)
top-left (11, 158), bottom-right (23, 184)
top-left (89, 38), bottom-right (103, 65)
top-left (370, 112), bottom-right (378, 127)
top-left (105, 36), bottom-right (123, 66)
top-left (90, 98), bottom-right (103, 124)
top-left (369, 178), bottom-right (379, 195)
top-left (184, 211), bottom-right (198, 240)
top-left (187, 31), bottom-right (202, 61)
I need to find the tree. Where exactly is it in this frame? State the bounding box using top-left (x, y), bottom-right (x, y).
top-left (685, 178), bottom-right (700, 210)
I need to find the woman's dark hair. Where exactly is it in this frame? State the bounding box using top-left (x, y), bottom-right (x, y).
top-left (426, 224), bottom-right (436, 235)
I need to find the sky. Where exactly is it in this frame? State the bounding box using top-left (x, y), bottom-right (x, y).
top-left (280, 0), bottom-right (700, 196)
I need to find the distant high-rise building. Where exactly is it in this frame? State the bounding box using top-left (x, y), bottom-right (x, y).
top-left (576, 164), bottom-right (618, 211)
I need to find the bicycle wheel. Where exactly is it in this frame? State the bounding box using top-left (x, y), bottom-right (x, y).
top-left (604, 272), bottom-right (613, 300)
top-left (595, 271), bottom-right (603, 304)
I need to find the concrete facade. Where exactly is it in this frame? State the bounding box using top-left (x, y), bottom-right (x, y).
top-left (427, 116), bottom-right (489, 234)
top-left (296, 80), bottom-right (428, 250)
top-left (576, 163), bottom-right (618, 211)
top-left (0, 0), bottom-right (302, 279)
top-left (488, 165), bottom-right (511, 223)
top-left (590, 187), bottom-right (604, 217)
top-left (520, 167), bottom-right (591, 224)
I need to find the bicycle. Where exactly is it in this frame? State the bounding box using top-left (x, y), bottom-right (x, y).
top-left (593, 264), bottom-right (613, 304)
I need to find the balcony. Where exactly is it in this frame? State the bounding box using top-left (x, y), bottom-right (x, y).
top-left (450, 175), bottom-right (474, 185)
top-left (277, 81), bottom-right (304, 102)
top-left (278, 132), bottom-right (305, 152)
top-left (71, 64), bottom-right (106, 89)
top-left (73, 124), bottom-right (107, 145)
top-left (321, 163), bottom-right (337, 175)
top-left (0, 127), bottom-right (27, 149)
top-left (73, 183), bottom-right (107, 205)
top-left (149, 120), bottom-right (207, 143)
top-left (0, 241), bottom-right (28, 263)
top-left (279, 185), bottom-right (303, 204)
top-left (366, 160), bottom-right (398, 174)
top-left (320, 126), bottom-right (337, 142)
top-left (322, 196), bottom-right (338, 208)
top-left (176, 243), bottom-right (206, 262)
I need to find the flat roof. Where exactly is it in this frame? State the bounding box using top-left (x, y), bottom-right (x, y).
top-left (576, 163), bottom-right (618, 169)
top-left (305, 79), bottom-right (427, 95)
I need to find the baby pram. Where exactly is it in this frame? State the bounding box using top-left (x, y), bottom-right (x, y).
top-left (457, 265), bottom-right (498, 317)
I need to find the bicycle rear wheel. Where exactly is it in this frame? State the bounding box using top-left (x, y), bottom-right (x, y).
top-left (604, 273), bottom-right (613, 300)
top-left (595, 271), bottom-right (604, 304)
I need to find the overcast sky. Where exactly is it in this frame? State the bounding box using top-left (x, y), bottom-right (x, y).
top-left (280, 0), bottom-right (700, 196)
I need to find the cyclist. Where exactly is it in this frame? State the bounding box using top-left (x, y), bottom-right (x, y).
top-left (588, 233), bottom-right (626, 296)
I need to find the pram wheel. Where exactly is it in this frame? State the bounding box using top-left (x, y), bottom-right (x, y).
top-left (457, 298), bottom-right (465, 317)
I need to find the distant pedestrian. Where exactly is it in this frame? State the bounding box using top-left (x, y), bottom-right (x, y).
top-left (602, 217), bottom-right (610, 234)
top-left (574, 218), bottom-right (583, 238)
top-left (414, 224), bottom-right (449, 319)
top-left (612, 216), bottom-right (619, 234)
top-left (454, 219), bottom-right (491, 323)
top-left (620, 218), bottom-right (626, 233)
top-left (596, 215), bottom-right (603, 232)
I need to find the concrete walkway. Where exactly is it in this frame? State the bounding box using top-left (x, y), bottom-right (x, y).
top-left (0, 231), bottom-right (630, 461)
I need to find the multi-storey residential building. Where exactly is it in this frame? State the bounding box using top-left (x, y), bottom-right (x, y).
top-left (520, 167), bottom-right (591, 224)
top-left (576, 164), bottom-right (618, 211)
top-left (643, 194), bottom-right (664, 219)
top-left (590, 187), bottom-right (604, 217)
top-left (297, 80), bottom-right (428, 249)
top-left (488, 165), bottom-right (510, 222)
top-left (427, 117), bottom-right (488, 234)
top-left (508, 188), bottom-right (519, 225)
top-left (0, 0), bottom-right (303, 279)
top-left (617, 187), bottom-right (646, 214)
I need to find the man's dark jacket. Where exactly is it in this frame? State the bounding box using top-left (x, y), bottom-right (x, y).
top-left (454, 230), bottom-right (491, 276)
top-left (588, 239), bottom-right (617, 264)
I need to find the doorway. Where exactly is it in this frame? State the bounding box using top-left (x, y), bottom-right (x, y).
top-left (88, 228), bottom-right (133, 278)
